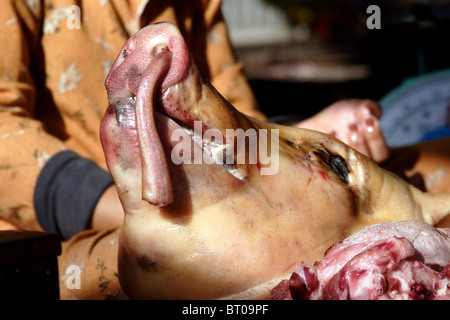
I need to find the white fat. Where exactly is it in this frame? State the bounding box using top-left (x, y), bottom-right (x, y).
top-left (349, 271), bottom-right (383, 298)
top-left (347, 149), bottom-right (364, 187)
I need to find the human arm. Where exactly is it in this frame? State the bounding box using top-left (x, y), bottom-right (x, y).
top-left (0, 1), bottom-right (122, 236)
top-left (0, 1), bottom-right (66, 230)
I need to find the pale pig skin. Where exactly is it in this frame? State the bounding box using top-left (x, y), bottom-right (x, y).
top-left (100, 23), bottom-right (450, 299)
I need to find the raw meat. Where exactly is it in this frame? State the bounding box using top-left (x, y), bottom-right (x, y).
top-left (270, 221), bottom-right (450, 300)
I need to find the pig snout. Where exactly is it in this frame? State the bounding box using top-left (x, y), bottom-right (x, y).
top-left (101, 22), bottom-right (189, 207)
top-left (105, 22), bottom-right (189, 98)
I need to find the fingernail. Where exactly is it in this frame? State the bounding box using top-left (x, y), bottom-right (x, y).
top-left (348, 123), bottom-right (358, 132)
top-left (365, 118), bottom-right (375, 133)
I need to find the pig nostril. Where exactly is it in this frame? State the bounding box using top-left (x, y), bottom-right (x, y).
top-left (122, 42), bottom-right (135, 59)
top-left (152, 44), bottom-right (169, 57)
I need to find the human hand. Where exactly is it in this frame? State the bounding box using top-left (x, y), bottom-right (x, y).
top-left (296, 99), bottom-right (390, 163)
top-left (91, 185), bottom-right (124, 230)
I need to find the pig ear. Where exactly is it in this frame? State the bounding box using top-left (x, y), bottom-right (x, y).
top-left (418, 192), bottom-right (450, 225)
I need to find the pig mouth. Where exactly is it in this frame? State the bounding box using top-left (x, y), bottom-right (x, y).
top-left (106, 47), bottom-right (183, 208)
top-left (107, 46), bottom-right (241, 208)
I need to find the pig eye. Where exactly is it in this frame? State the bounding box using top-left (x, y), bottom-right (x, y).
top-left (312, 149), bottom-right (350, 185)
top-left (328, 153), bottom-right (350, 185)
top-left (122, 49), bottom-right (129, 58)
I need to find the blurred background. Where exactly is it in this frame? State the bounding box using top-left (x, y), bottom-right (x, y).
top-left (222, 0), bottom-right (450, 147)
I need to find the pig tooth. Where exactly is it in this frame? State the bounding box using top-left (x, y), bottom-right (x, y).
top-left (185, 127), bottom-right (247, 180)
top-left (135, 49), bottom-right (174, 206)
top-left (226, 167), bottom-right (247, 180)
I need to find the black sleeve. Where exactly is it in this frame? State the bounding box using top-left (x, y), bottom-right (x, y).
top-left (34, 150), bottom-right (114, 240)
